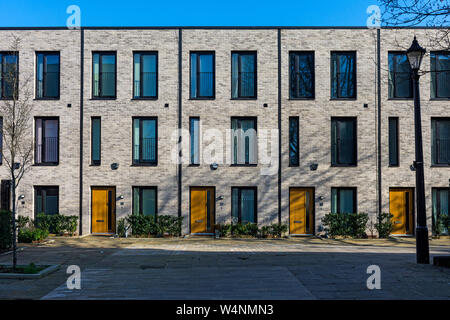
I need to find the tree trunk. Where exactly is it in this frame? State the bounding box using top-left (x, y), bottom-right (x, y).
top-left (11, 177), bottom-right (16, 271)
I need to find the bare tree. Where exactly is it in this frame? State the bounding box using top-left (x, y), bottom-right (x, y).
top-left (380, 0), bottom-right (450, 50)
top-left (0, 36), bottom-right (34, 270)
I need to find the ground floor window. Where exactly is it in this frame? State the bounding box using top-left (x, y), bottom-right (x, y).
top-left (331, 187), bottom-right (356, 214)
top-left (432, 188), bottom-right (449, 235)
top-left (35, 186), bottom-right (59, 216)
top-left (132, 186), bottom-right (157, 217)
top-left (231, 187), bottom-right (257, 223)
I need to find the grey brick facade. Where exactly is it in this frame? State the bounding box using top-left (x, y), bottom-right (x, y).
top-left (0, 27), bottom-right (447, 236)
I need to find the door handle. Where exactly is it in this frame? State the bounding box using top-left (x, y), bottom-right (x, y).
top-left (294, 220), bottom-right (302, 224)
top-left (195, 220), bottom-right (203, 223)
top-left (96, 220), bottom-right (104, 222)
top-left (394, 221), bottom-right (401, 224)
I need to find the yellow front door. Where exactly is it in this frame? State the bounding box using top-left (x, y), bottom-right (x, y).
top-left (190, 187), bottom-right (215, 234)
top-left (92, 187), bottom-right (115, 233)
top-left (290, 188), bottom-right (314, 235)
top-left (389, 188), bottom-right (414, 235)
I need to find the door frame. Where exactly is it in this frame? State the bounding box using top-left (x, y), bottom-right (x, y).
top-left (91, 186), bottom-right (116, 234)
top-left (289, 186), bottom-right (315, 236)
top-left (389, 187), bottom-right (415, 236)
top-left (189, 186), bottom-right (216, 235)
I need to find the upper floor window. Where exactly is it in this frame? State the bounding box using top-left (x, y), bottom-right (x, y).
top-left (331, 187), bottom-right (356, 214)
top-left (36, 52), bottom-right (60, 99)
top-left (92, 52), bottom-right (116, 98)
top-left (190, 52), bottom-right (215, 99)
top-left (388, 117), bottom-right (399, 166)
top-left (132, 186), bottom-right (157, 217)
top-left (289, 52), bottom-right (314, 99)
top-left (35, 117), bottom-right (59, 165)
top-left (431, 118), bottom-right (450, 166)
top-left (431, 52), bottom-right (450, 99)
top-left (91, 117), bottom-right (101, 166)
top-left (0, 52), bottom-right (18, 100)
top-left (331, 117), bottom-right (357, 166)
top-left (133, 117), bottom-right (157, 165)
top-left (289, 117), bottom-right (299, 166)
top-left (231, 187), bottom-right (257, 224)
top-left (35, 186), bottom-right (59, 216)
top-left (231, 117), bottom-right (257, 165)
top-left (231, 52), bottom-right (256, 99)
top-left (331, 51), bottom-right (356, 99)
top-left (133, 52), bottom-right (157, 99)
top-left (388, 52), bottom-right (412, 99)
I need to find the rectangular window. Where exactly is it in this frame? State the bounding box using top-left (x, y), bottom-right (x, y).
top-left (91, 117), bottom-right (101, 165)
top-left (132, 118), bottom-right (157, 165)
top-left (231, 52), bottom-right (257, 99)
top-left (190, 117), bottom-right (200, 165)
top-left (388, 117), bottom-right (399, 166)
top-left (92, 52), bottom-right (116, 98)
top-left (388, 52), bottom-right (412, 99)
top-left (132, 187), bottom-right (157, 217)
top-left (190, 52), bottom-right (215, 99)
top-left (331, 187), bottom-right (356, 214)
top-left (133, 52), bottom-right (157, 99)
top-left (331, 117), bottom-right (357, 166)
top-left (231, 117), bottom-right (257, 165)
top-left (331, 51), bottom-right (356, 99)
top-left (0, 52), bottom-right (18, 99)
top-left (34, 186), bottom-right (59, 216)
top-left (431, 52), bottom-right (450, 99)
top-left (289, 117), bottom-right (299, 166)
top-left (0, 117), bottom-right (2, 165)
top-left (431, 118), bottom-right (450, 165)
top-left (231, 187), bottom-right (257, 224)
top-left (289, 52), bottom-right (314, 99)
top-left (432, 188), bottom-right (449, 235)
top-left (36, 52), bottom-right (60, 99)
top-left (35, 118), bottom-right (59, 165)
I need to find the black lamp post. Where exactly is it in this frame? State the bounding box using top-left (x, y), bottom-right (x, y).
top-left (406, 36), bottom-right (429, 264)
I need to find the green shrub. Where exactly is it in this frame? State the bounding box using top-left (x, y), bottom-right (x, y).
top-left (219, 222), bottom-right (260, 237)
top-left (16, 216), bottom-right (32, 232)
top-left (117, 218), bottom-right (128, 237)
top-left (18, 227), bottom-right (49, 243)
top-left (35, 213), bottom-right (78, 235)
top-left (375, 213), bottom-right (394, 238)
top-left (23, 262), bottom-right (39, 274)
top-left (125, 215), bottom-right (183, 237)
top-left (0, 209), bottom-right (12, 251)
top-left (434, 213), bottom-right (449, 236)
top-left (260, 224), bottom-right (287, 238)
top-left (322, 212), bottom-right (369, 238)
top-left (156, 215), bottom-right (183, 236)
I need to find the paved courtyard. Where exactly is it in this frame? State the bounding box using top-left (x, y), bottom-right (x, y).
top-left (0, 236), bottom-right (449, 300)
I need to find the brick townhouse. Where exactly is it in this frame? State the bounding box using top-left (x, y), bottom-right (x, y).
top-left (0, 27), bottom-right (448, 236)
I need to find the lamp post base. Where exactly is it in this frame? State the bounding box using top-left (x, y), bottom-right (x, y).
top-left (416, 225), bottom-right (430, 264)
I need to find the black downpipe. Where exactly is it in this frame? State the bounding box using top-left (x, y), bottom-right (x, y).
top-left (277, 29), bottom-right (282, 225)
top-left (79, 28), bottom-right (84, 235)
top-left (377, 29), bottom-right (382, 224)
top-left (177, 29), bottom-right (182, 225)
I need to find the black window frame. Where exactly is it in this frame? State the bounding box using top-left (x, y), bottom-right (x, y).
top-left (289, 51), bottom-right (315, 99)
top-left (34, 116), bottom-right (59, 166)
top-left (0, 51), bottom-right (19, 100)
top-left (432, 187), bottom-right (449, 235)
top-left (132, 117), bottom-right (158, 166)
top-left (231, 116), bottom-right (258, 166)
top-left (92, 51), bottom-right (117, 99)
top-left (231, 186), bottom-right (258, 224)
top-left (388, 117), bottom-right (399, 167)
top-left (189, 116), bottom-right (200, 166)
top-left (231, 51), bottom-right (257, 100)
top-left (0, 117), bottom-right (2, 165)
top-left (330, 51), bottom-right (357, 100)
top-left (132, 51), bottom-right (158, 100)
top-left (430, 51), bottom-right (450, 99)
top-left (331, 187), bottom-right (357, 214)
top-left (289, 116), bottom-right (299, 166)
top-left (35, 51), bottom-right (60, 100)
top-left (431, 117), bottom-right (450, 166)
top-left (91, 116), bottom-right (101, 166)
top-left (190, 51), bottom-right (215, 100)
top-left (132, 186), bottom-right (158, 218)
top-left (34, 185), bottom-right (59, 216)
top-left (331, 117), bottom-right (357, 167)
top-left (388, 51), bottom-right (413, 100)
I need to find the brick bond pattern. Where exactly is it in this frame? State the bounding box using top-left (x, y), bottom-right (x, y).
top-left (0, 28), bottom-right (447, 235)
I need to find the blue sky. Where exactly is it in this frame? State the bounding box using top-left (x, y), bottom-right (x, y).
top-left (0, 0), bottom-right (380, 27)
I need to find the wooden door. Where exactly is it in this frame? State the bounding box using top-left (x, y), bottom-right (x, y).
top-left (92, 187), bottom-right (115, 233)
top-left (290, 188), bottom-right (314, 235)
top-left (190, 187), bottom-right (215, 234)
top-left (389, 188), bottom-right (414, 235)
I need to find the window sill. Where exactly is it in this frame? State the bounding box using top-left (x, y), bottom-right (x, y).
top-left (288, 97), bottom-right (315, 101)
top-left (387, 98), bottom-right (413, 101)
top-left (430, 98), bottom-right (450, 101)
top-left (188, 164), bottom-right (200, 167)
top-left (90, 97), bottom-right (117, 100)
top-left (230, 97), bottom-right (257, 100)
top-left (230, 164), bottom-right (258, 167)
top-left (131, 97), bottom-right (158, 101)
top-left (33, 163), bottom-right (59, 167)
top-left (90, 164), bottom-right (101, 167)
top-left (388, 165), bottom-right (400, 168)
top-left (131, 163), bottom-right (158, 167)
top-left (189, 97), bottom-right (215, 101)
top-left (430, 164), bottom-right (450, 168)
top-left (330, 98), bottom-right (357, 101)
top-left (330, 164), bottom-right (357, 167)
top-left (34, 98), bottom-right (60, 101)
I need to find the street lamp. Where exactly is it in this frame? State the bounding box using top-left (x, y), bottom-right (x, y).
top-left (406, 36), bottom-right (429, 264)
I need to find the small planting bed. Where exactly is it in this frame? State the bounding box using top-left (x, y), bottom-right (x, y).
top-left (0, 263), bottom-right (60, 279)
